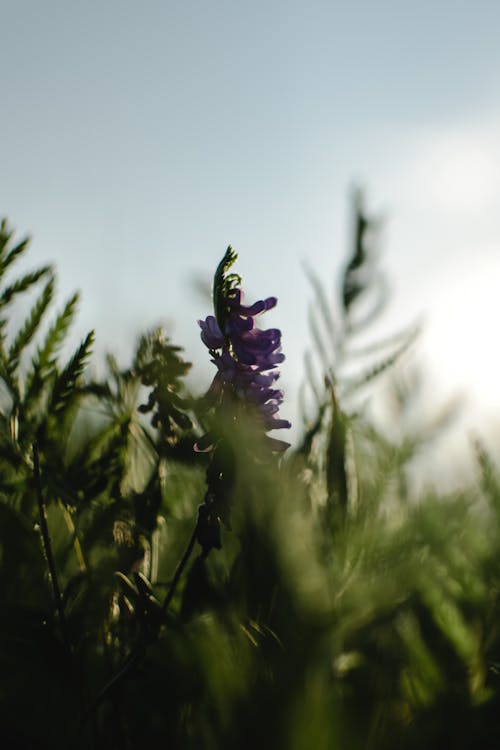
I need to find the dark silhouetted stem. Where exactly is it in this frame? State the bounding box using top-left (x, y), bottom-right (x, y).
top-left (33, 442), bottom-right (71, 653)
top-left (161, 520), bottom-right (198, 615)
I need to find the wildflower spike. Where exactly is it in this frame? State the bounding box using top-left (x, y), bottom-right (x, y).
top-left (197, 249), bottom-right (291, 452)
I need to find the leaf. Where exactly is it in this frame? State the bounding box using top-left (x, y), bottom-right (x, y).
top-left (0, 353), bottom-right (20, 401)
top-left (344, 274), bottom-right (389, 334)
top-left (303, 350), bottom-right (324, 407)
top-left (303, 263), bottom-right (338, 352)
top-left (2, 237), bottom-right (31, 276)
top-left (308, 305), bottom-right (333, 375)
top-left (116, 572), bottom-right (141, 603)
top-left (0, 266), bottom-right (52, 307)
top-left (8, 276), bottom-right (55, 374)
top-left (25, 292), bottom-right (80, 401)
top-left (120, 419), bottom-right (157, 496)
top-left (0, 218), bottom-right (13, 253)
top-left (297, 400), bottom-right (327, 457)
top-left (342, 326), bottom-right (419, 397)
top-left (40, 292), bottom-right (79, 366)
top-left (346, 322), bottom-right (421, 359)
top-left (133, 330), bottom-right (152, 371)
top-left (134, 571), bottom-right (156, 599)
top-left (37, 293), bottom-right (79, 370)
top-left (342, 191), bottom-right (370, 312)
top-left (50, 330), bottom-right (95, 413)
top-left (0, 218), bottom-right (31, 279)
top-left (325, 379), bottom-right (348, 517)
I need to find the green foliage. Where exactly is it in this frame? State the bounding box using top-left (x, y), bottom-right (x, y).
top-left (50, 330), bottom-right (95, 414)
top-left (137, 326), bottom-right (193, 443)
top-left (0, 211), bottom-right (500, 750)
top-left (302, 190), bottom-right (419, 409)
top-left (8, 276), bottom-right (55, 374)
top-left (24, 290), bottom-right (80, 401)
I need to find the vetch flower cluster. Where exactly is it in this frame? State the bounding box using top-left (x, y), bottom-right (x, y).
top-left (197, 247), bottom-right (291, 452)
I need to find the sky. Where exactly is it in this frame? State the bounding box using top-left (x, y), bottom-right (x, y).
top-left (1, 0), bottom-right (500, 469)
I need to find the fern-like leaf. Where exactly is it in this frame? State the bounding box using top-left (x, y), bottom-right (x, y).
top-left (0, 355), bottom-right (20, 402)
top-left (325, 379), bottom-right (348, 517)
top-left (0, 219), bottom-right (14, 257)
top-left (342, 190), bottom-right (374, 314)
top-left (303, 264), bottom-right (338, 352)
top-left (0, 266), bottom-right (52, 307)
top-left (303, 350), bottom-right (324, 407)
top-left (8, 277), bottom-right (55, 374)
top-left (24, 292), bottom-right (79, 401)
top-left (344, 274), bottom-right (389, 335)
top-left (2, 237), bottom-right (31, 277)
top-left (308, 305), bottom-right (333, 375)
top-left (342, 327), bottom-right (419, 396)
top-left (347, 323), bottom-right (421, 359)
top-left (0, 218), bottom-right (30, 269)
top-left (50, 330), bottom-right (95, 413)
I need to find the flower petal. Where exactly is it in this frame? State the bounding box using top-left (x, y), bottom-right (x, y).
top-left (199, 316), bottom-right (225, 349)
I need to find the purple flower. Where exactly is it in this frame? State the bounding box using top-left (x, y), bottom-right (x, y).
top-left (198, 315), bottom-right (225, 350)
top-left (197, 270), bottom-right (291, 452)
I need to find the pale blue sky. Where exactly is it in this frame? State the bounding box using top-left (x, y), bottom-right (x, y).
top-left (1, 0), bottom-right (500, 450)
